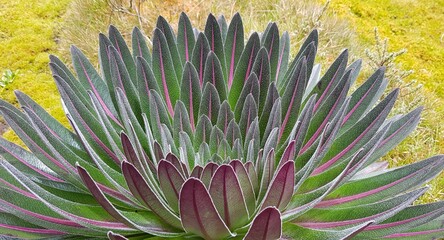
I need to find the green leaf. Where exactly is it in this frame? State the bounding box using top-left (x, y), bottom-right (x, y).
top-left (228, 32), bottom-right (260, 107)
top-left (180, 62), bottom-right (202, 131)
top-left (224, 13), bottom-right (244, 89)
top-left (156, 16), bottom-right (183, 79)
top-left (234, 73), bottom-right (259, 122)
top-left (131, 27), bottom-right (152, 65)
top-left (261, 23), bottom-right (279, 84)
top-left (177, 13), bottom-right (195, 64)
top-left (205, 14), bottom-right (227, 82)
top-left (152, 28), bottom-right (180, 116)
top-left (209, 164), bottom-right (249, 230)
top-left (199, 82), bottom-right (221, 124)
top-left (191, 33), bottom-right (211, 87)
top-left (109, 25), bottom-right (137, 84)
top-left (252, 47), bottom-right (271, 116)
top-left (203, 51), bottom-right (227, 101)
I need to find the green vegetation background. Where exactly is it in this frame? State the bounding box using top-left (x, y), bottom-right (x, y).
top-left (0, 0), bottom-right (443, 202)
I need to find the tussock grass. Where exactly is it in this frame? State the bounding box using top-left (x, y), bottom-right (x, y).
top-left (60, 0), bottom-right (356, 63)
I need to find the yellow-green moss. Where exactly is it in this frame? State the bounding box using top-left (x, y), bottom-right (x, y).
top-left (0, 0), bottom-right (71, 144)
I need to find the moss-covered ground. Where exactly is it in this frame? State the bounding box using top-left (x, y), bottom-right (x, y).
top-left (0, 0), bottom-right (71, 143)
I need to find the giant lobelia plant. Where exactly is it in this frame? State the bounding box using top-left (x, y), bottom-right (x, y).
top-left (0, 13), bottom-right (443, 239)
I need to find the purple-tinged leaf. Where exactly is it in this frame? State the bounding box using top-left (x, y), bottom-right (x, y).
top-left (71, 45), bottom-right (120, 124)
top-left (198, 82), bottom-right (221, 124)
top-left (280, 30), bottom-right (318, 91)
top-left (252, 47), bottom-right (271, 116)
top-left (177, 13), bottom-right (196, 63)
top-left (108, 46), bottom-right (140, 120)
top-left (194, 115), bottom-right (212, 150)
top-left (152, 28), bottom-right (180, 116)
top-left (229, 160), bottom-right (256, 215)
top-left (341, 67), bottom-right (386, 132)
top-left (173, 101), bottom-right (193, 145)
top-left (156, 16), bottom-right (183, 79)
top-left (313, 89), bottom-right (398, 175)
top-left (282, 221), bottom-right (373, 240)
top-left (114, 88), bottom-right (152, 163)
top-left (77, 165), bottom-right (138, 228)
top-left (121, 161), bottom-right (182, 229)
top-left (363, 106), bottom-right (422, 168)
top-left (292, 95), bottom-right (316, 168)
top-left (0, 104), bottom-right (72, 175)
top-left (108, 231), bottom-right (128, 240)
top-left (98, 33), bottom-right (116, 101)
top-left (297, 188), bottom-right (427, 229)
top-left (356, 201), bottom-right (444, 238)
top-left (153, 141), bottom-right (164, 163)
top-left (312, 49), bottom-right (348, 112)
top-left (276, 31), bottom-right (290, 84)
top-left (121, 132), bottom-right (154, 179)
top-left (49, 57), bottom-right (92, 112)
top-left (355, 161), bottom-right (388, 177)
top-left (209, 126), bottom-right (224, 154)
top-left (165, 153), bottom-right (189, 178)
top-left (239, 94), bottom-right (258, 141)
top-left (179, 131), bottom-right (195, 170)
top-left (201, 162), bottom-right (219, 188)
top-left (1, 160), bottom-right (134, 233)
top-left (225, 13), bottom-right (244, 89)
top-left (258, 149), bottom-right (276, 201)
top-left (262, 98), bottom-right (281, 146)
top-left (180, 62), bottom-right (202, 131)
top-left (279, 140), bottom-right (296, 168)
top-left (149, 90), bottom-right (171, 141)
top-left (136, 56), bottom-right (160, 116)
top-left (279, 57), bottom-right (307, 142)
top-left (157, 160), bottom-right (185, 212)
top-left (245, 161), bottom-right (259, 194)
top-left (131, 27), bottom-right (151, 64)
top-left (217, 15), bottom-right (228, 41)
top-left (228, 32), bottom-right (260, 108)
top-left (259, 82), bottom-right (279, 137)
top-left (15, 91), bottom-right (81, 150)
top-left (203, 51), bottom-right (227, 100)
top-left (321, 156), bottom-right (444, 208)
top-left (109, 25), bottom-right (137, 83)
top-left (225, 119), bottom-right (241, 147)
top-left (230, 138), bottom-right (243, 160)
top-left (234, 73), bottom-right (259, 121)
top-left (191, 33), bottom-right (211, 87)
top-left (205, 14), bottom-right (227, 81)
top-left (300, 70), bottom-right (351, 154)
top-left (261, 161), bottom-right (295, 211)
top-left (209, 165), bottom-right (249, 230)
top-left (346, 59), bottom-right (363, 86)
top-left (179, 178), bottom-right (232, 239)
top-left (244, 207), bottom-right (282, 240)
top-left (216, 101), bottom-right (234, 134)
top-left (190, 165), bottom-right (204, 178)
top-left (261, 22), bottom-right (279, 88)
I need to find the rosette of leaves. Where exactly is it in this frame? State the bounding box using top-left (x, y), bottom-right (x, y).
top-left (0, 13), bottom-right (443, 240)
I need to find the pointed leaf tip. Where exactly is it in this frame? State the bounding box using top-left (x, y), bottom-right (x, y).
top-left (244, 207), bottom-right (282, 240)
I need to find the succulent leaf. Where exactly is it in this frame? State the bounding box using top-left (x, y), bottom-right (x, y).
top-left (0, 13), bottom-right (443, 240)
